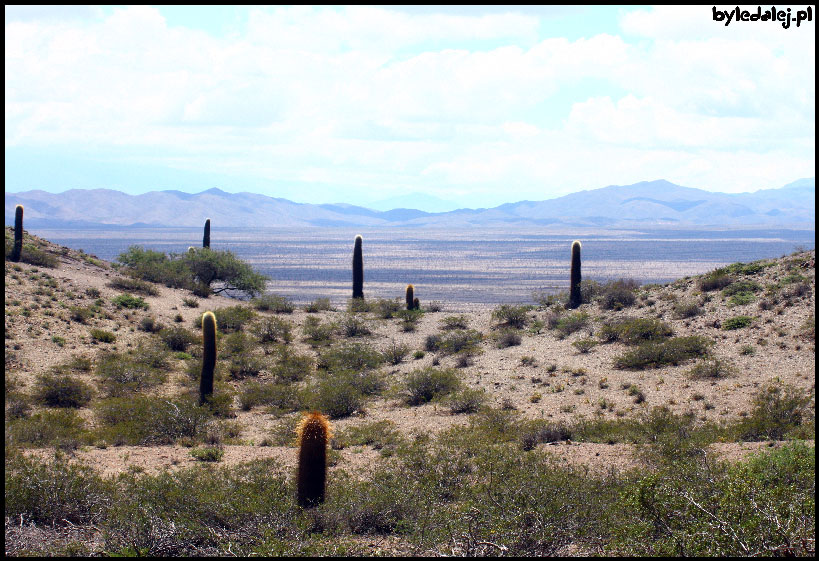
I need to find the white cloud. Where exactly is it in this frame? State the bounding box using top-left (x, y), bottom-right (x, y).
top-left (4, 5), bottom-right (815, 204)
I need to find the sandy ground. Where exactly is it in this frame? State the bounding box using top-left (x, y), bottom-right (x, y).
top-left (5, 229), bottom-right (815, 477)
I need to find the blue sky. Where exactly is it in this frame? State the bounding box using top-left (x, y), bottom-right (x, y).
top-left (5, 5), bottom-right (815, 210)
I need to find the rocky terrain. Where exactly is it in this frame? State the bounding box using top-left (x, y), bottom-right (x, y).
top-left (4, 227), bottom-right (815, 556)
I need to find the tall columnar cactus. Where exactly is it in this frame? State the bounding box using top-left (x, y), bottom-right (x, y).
top-left (203, 218), bottom-right (211, 249)
top-left (406, 284), bottom-right (415, 310)
top-left (352, 234), bottom-right (364, 299)
top-left (569, 240), bottom-right (582, 309)
top-left (296, 411), bottom-right (332, 508)
top-left (10, 205), bottom-right (23, 262)
top-left (199, 311), bottom-right (217, 405)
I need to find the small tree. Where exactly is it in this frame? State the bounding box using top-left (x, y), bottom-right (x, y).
top-left (117, 245), bottom-right (267, 298)
top-left (182, 248), bottom-right (267, 297)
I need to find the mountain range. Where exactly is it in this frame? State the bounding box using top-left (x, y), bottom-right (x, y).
top-left (5, 178), bottom-right (814, 230)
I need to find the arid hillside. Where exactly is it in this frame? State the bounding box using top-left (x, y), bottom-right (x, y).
top-left (5, 226), bottom-right (815, 556)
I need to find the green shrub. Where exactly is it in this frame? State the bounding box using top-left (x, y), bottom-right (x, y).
top-left (159, 326), bottom-right (199, 352)
top-left (251, 293), bottom-right (294, 313)
top-left (218, 330), bottom-right (253, 357)
top-left (270, 347), bottom-right (314, 383)
top-left (672, 301), bottom-right (703, 319)
top-left (227, 352), bottom-right (266, 380)
top-left (598, 318), bottom-right (672, 345)
top-left (101, 458), bottom-right (296, 556)
top-left (613, 442), bottom-right (815, 556)
top-left (396, 309), bottom-right (422, 332)
top-left (340, 313), bottom-right (372, 337)
top-left (107, 277), bottom-right (159, 296)
top-left (312, 378), bottom-right (365, 419)
top-left (238, 381), bottom-right (303, 412)
top-left (302, 316), bottom-right (337, 346)
top-left (722, 315), bottom-right (753, 330)
top-left (734, 382), bottom-right (814, 441)
top-left (614, 336), bottom-right (712, 370)
top-left (331, 369), bottom-right (387, 397)
top-left (335, 420), bottom-right (404, 450)
top-left (551, 312), bottom-right (590, 338)
top-left (383, 340), bottom-right (410, 365)
top-left (69, 305), bottom-right (95, 324)
top-left (32, 371), bottom-right (93, 408)
top-left (687, 357), bottom-right (737, 379)
top-left (318, 343), bottom-right (384, 373)
top-left (405, 367), bottom-right (461, 405)
top-left (533, 290), bottom-right (568, 309)
top-left (572, 339), bottom-right (598, 353)
top-left (15, 244), bottom-right (59, 268)
top-left (727, 292), bottom-right (755, 306)
top-left (491, 304), bottom-right (530, 328)
top-left (112, 293), bottom-right (149, 310)
top-left (139, 315), bottom-right (163, 333)
top-left (446, 387), bottom-right (487, 414)
top-left (520, 419), bottom-right (572, 450)
top-left (190, 446), bottom-right (224, 462)
top-left (252, 316), bottom-right (293, 344)
top-left (305, 297), bottom-right (333, 313)
top-left (800, 316), bottom-right (815, 341)
top-left (89, 329), bottom-right (116, 343)
top-left (739, 344), bottom-right (756, 356)
top-left (373, 298), bottom-right (402, 319)
top-left (441, 315), bottom-right (469, 330)
top-left (6, 409), bottom-right (88, 447)
top-left (182, 296), bottom-right (199, 308)
top-left (94, 396), bottom-right (212, 445)
top-left (438, 329), bottom-right (483, 356)
top-left (493, 329), bottom-right (522, 348)
top-left (722, 280), bottom-right (762, 297)
top-left (723, 260), bottom-right (769, 276)
top-left (424, 334), bottom-right (441, 351)
top-left (698, 271), bottom-right (735, 291)
top-left (598, 279), bottom-right (640, 310)
top-left (5, 453), bottom-right (111, 525)
top-left (95, 352), bottom-right (166, 397)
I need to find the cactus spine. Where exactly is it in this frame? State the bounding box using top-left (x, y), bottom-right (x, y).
top-left (10, 205), bottom-right (23, 262)
top-left (203, 218), bottom-right (211, 249)
top-left (352, 234), bottom-right (364, 299)
top-left (296, 411), bottom-right (332, 508)
top-left (569, 240), bottom-right (582, 309)
top-left (199, 311), bottom-right (217, 405)
top-left (405, 284), bottom-right (415, 310)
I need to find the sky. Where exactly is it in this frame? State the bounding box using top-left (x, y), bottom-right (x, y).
top-left (4, 5), bottom-right (816, 210)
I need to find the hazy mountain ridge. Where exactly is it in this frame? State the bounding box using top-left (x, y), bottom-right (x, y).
top-left (5, 178), bottom-right (814, 229)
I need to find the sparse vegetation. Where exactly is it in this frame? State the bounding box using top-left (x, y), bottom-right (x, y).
top-left (107, 277), bottom-right (159, 296)
top-left (688, 357), bottom-right (737, 379)
top-left (614, 336), bottom-right (712, 370)
top-left (116, 245), bottom-right (267, 298)
top-left (491, 304), bottom-right (530, 328)
top-left (3, 230), bottom-right (815, 557)
top-left (405, 367), bottom-right (461, 405)
top-left (598, 317), bottom-right (672, 345)
top-left (723, 315), bottom-right (754, 330)
top-left (32, 371), bottom-right (94, 408)
top-left (251, 293), bottom-right (294, 313)
top-left (550, 311), bottom-right (590, 338)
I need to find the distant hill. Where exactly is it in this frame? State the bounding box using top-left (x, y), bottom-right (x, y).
top-left (5, 178), bottom-right (814, 229)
